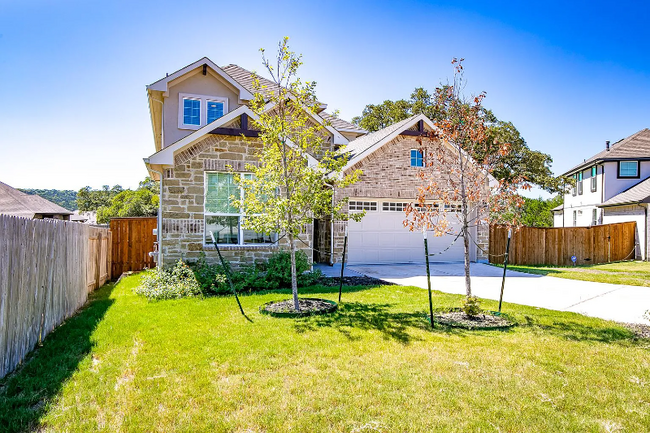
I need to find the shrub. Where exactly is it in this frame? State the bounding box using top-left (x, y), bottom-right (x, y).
top-left (461, 296), bottom-right (482, 317)
top-left (191, 253), bottom-right (230, 295)
top-left (135, 260), bottom-right (202, 301)
top-left (188, 250), bottom-right (321, 295)
top-left (264, 250), bottom-right (311, 289)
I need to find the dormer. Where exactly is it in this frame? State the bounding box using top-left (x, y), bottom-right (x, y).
top-left (147, 58), bottom-right (254, 151)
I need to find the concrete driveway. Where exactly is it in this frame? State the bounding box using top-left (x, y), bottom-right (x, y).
top-left (347, 263), bottom-right (650, 325)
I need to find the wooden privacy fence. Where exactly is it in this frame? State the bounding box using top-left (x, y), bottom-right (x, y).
top-left (489, 222), bottom-right (637, 266)
top-left (110, 217), bottom-right (157, 279)
top-left (0, 215), bottom-right (111, 379)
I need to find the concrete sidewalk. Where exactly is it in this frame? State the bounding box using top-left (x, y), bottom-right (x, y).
top-left (348, 263), bottom-right (650, 325)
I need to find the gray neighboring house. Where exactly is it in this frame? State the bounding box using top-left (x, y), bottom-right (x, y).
top-left (553, 128), bottom-right (650, 260)
top-left (0, 181), bottom-right (73, 220)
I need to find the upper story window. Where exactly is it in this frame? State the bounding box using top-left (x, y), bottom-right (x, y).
top-left (410, 149), bottom-right (423, 167)
top-left (183, 98), bottom-right (201, 126)
top-left (590, 166), bottom-right (597, 192)
top-left (577, 171), bottom-right (583, 195)
top-left (179, 93), bottom-right (228, 130)
top-left (618, 161), bottom-right (639, 178)
top-left (571, 174), bottom-right (577, 196)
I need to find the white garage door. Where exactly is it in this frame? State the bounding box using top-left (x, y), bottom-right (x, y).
top-left (347, 200), bottom-right (465, 265)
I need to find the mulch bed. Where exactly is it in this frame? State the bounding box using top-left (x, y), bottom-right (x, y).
top-left (260, 298), bottom-right (338, 317)
top-left (621, 322), bottom-right (650, 339)
top-left (318, 276), bottom-right (394, 287)
top-left (433, 309), bottom-right (515, 330)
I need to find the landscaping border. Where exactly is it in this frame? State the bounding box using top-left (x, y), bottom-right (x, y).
top-left (259, 298), bottom-right (338, 318)
top-left (432, 308), bottom-right (516, 330)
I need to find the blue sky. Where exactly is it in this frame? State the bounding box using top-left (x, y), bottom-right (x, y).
top-left (0, 0), bottom-right (648, 196)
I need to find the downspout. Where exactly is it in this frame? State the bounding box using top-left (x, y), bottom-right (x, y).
top-left (149, 165), bottom-right (164, 268)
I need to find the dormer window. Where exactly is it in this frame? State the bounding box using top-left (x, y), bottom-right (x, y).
top-left (618, 161), bottom-right (639, 178)
top-left (410, 149), bottom-right (423, 167)
top-left (179, 93), bottom-right (228, 130)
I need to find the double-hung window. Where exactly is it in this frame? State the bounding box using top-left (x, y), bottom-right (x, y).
top-left (179, 93), bottom-right (228, 129)
top-left (573, 210), bottom-right (577, 227)
top-left (577, 172), bottom-right (583, 195)
top-left (410, 149), bottom-right (423, 167)
top-left (204, 172), bottom-right (276, 246)
top-left (590, 166), bottom-right (597, 192)
top-left (618, 161), bottom-right (639, 178)
top-left (571, 174), bottom-right (577, 196)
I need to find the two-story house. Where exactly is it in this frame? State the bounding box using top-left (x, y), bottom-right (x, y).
top-left (143, 58), bottom-right (489, 268)
top-left (553, 128), bottom-right (650, 260)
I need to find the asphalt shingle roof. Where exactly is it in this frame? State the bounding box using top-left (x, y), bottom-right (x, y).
top-left (565, 128), bottom-right (650, 175)
top-left (221, 64), bottom-right (365, 135)
top-left (0, 181), bottom-right (73, 219)
top-left (343, 115), bottom-right (419, 161)
top-left (599, 176), bottom-right (650, 207)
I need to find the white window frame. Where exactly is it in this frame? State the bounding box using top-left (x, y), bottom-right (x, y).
top-left (590, 166), bottom-right (597, 192)
top-left (178, 93), bottom-right (228, 130)
top-left (203, 171), bottom-right (275, 246)
top-left (348, 201), bottom-right (377, 212)
top-left (591, 208), bottom-right (598, 226)
top-left (618, 160), bottom-right (639, 178)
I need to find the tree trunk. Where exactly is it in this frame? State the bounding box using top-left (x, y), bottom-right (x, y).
top-left (288, 232), bottom-right (300, 311)
top-left (457, 145), bottom-right (472, 298)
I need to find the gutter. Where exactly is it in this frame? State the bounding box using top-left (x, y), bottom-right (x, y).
top-left (144, 159), bottom-right (164, 268)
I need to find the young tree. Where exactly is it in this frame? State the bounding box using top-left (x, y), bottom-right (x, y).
top-left (404, 58), bottom-right (527, 299)
top-left (234, 38), bottom-right (361, 311)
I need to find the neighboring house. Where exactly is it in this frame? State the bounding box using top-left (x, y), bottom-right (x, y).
top-left (70, 210), bottom-right (98, 224)
top-left (552, 129), bottom-right (650, 260)
top-left (0, 181), bottom-right (73, 220)
top-left (143, 58), bottom-right (489, 267)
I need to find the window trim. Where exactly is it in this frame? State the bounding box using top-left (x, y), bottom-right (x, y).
top-left (572, 210), bottom-right (577, 227)
top-left (571, 174), bottom-right (577, 196)
top-left (203, 171), bottom-right (276, 247)
top-left (617, 160), bottom-right (640, 179)
top-left (577, 172), bottom-right (583, 195)
top-left (590, 166), bottom-right (597, 192)
top-left (591, 208), bottom-right (598, 226)
top-left (410, 149), bottom-right (424, 167)
top-left (178, 93), bottom-right (229, 130)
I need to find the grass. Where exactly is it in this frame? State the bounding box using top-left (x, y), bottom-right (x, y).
top-left (496, 260), bottom-right (650, 287)
top-left (1, 274), bottom-right (649, 432)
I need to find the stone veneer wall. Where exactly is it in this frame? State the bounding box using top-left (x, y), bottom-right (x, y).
top-left (160, 134), bottom-right (312, 268)
top-left (325, 135), bottom-right (489, 264)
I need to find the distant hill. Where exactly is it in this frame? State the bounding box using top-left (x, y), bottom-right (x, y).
top-left (18, 189), bottom-right (78, 211)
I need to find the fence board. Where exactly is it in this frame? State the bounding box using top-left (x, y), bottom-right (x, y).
top-left (489, 222), bottom-right (638, 266)
top-left (0, 215), bottom-right (111, 379)
top-left (110, 217), bottom-right (157, 279)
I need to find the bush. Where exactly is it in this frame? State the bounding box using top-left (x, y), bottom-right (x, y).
top-left (461, 296), bottom-right (482, 317)
top-left (135, 260), bottom-right (202, 301)
top-left (191, 253), bottom-right (230, 295)
top-left (265, 250), bottom-right (312, 289)
top-left (188, 250), bottom-right (322, 295)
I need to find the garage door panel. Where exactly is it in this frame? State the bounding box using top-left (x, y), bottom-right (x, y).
top-left (347, 204), bottom-right (464, 265)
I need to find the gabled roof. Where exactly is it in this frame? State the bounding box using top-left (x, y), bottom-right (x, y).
top-left (147, 57), bottom-right (254, 100)
top-left (145, 105), bottom-right (318, 175)
top-left (0, 181), bottom-right (73, 219)
top-left (342, 115), bottom-right (426, 170)
top-left (598, 176), bottom-right (650, 207)
top-left (564, 128), bottom-right (650, 175)
top-left (222, 64), bottom-right (364, 136)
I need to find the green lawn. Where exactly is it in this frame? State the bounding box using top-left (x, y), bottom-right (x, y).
top-left (1, 274), bottom-right (649, 432)
top-left (497, 260), bottom-right (650, 287)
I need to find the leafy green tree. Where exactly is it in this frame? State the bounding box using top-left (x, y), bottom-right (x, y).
top-left (77, 184), bottom-right (123, 211)
top-left (234, 38), bottom-right (361, 311)
top-left (352, 87), bottom-right (566, 193)
top-left (18, 189), bottom-right (77, 210)
top-left (96, 189), bottom-right (159, 224)
top-left (520, 195), bottom-right (563, 227)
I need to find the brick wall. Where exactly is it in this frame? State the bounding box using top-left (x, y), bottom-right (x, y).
top-left (160, 134), bottom-right (312, 268)
top-left (325, 135), bottom-right (489, 263)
